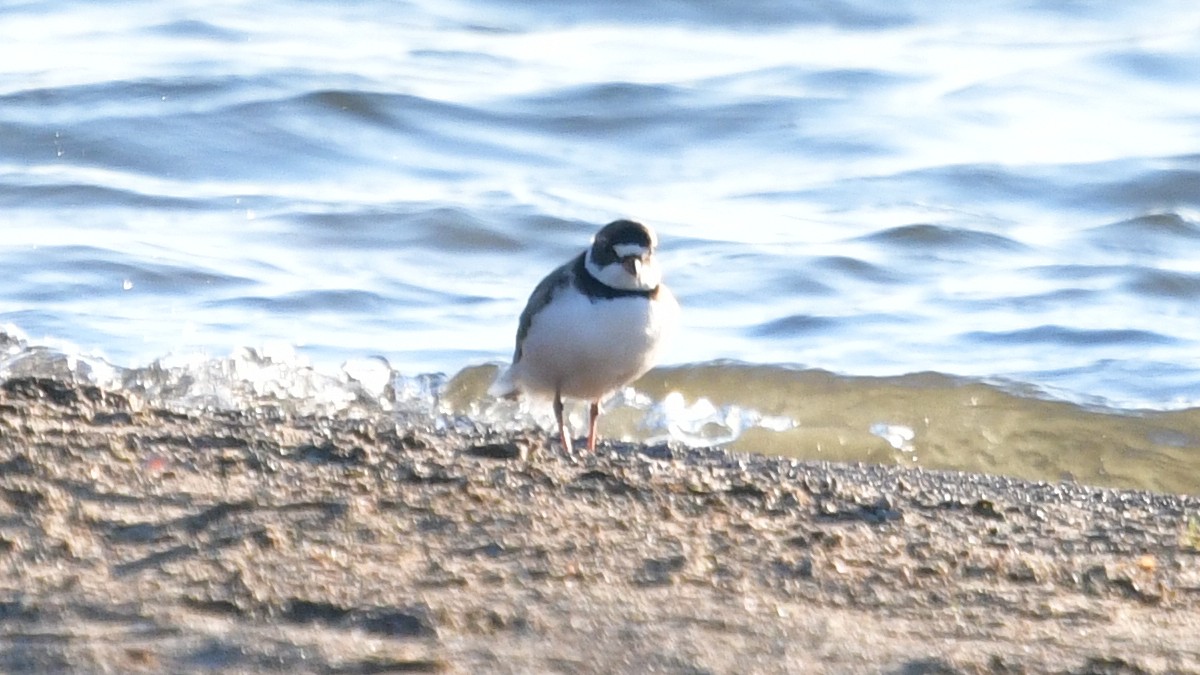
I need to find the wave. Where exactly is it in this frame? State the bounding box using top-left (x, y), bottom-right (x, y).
top-left (4, 328), bottom-right (1199, 495)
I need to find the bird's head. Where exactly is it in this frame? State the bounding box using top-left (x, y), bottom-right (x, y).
top-left (584, 219), bottom-right (662, 292)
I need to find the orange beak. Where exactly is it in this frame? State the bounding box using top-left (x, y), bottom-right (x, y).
top-left (622, 256), bottom-right (643, 277)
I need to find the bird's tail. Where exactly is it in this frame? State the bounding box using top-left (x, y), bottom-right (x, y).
top-left (487, 365), bottom-right (519, 400)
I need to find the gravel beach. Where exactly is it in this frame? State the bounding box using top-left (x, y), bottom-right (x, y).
top-left (2, 376), bottom-right (1199, 673)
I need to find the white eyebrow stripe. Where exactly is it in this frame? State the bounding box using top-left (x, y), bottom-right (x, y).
top-left (613, 243), bottom-right (649, 257)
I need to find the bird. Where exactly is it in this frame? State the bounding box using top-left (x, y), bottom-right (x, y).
top-left (490, 219), bottom-right (679, 453)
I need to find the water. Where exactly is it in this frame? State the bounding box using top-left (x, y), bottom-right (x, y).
top-left (3, 1), bottom-right (1200, 493)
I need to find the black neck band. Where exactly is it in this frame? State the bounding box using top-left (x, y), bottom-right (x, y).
top-left (573, 254), bottom-right (657, 300)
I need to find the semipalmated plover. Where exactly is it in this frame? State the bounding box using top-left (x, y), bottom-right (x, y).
top-left (490, 219), bottom-right (679, 452)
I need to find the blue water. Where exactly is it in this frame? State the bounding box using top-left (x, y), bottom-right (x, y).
top-left (3, 0), bottom-right (1200, 491)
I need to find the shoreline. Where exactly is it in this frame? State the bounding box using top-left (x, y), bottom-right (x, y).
top-left (2, 376), bottom-right (1199, 673)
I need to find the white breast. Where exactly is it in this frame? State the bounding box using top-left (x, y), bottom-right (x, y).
top-left (510, 286), bottom-right (679, 401)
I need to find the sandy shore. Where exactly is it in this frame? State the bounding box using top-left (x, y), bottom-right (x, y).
top-left (2, 376), bottom-right (1199, 673)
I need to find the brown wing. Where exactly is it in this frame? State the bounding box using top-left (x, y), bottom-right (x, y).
top-left (512, 253), bottom-right (581, 363)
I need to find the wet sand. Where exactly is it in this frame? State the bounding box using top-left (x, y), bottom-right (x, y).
top-left (2, 376), bottom-right (1199, 673)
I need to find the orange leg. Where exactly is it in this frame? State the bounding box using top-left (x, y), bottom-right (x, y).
top-left (554, 392), bottom-right (572, 453)
top-left (586, 401), bottom-right (600, 452)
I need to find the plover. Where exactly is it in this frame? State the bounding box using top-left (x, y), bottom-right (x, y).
top-left (490, 219), bottom-right (679, 452)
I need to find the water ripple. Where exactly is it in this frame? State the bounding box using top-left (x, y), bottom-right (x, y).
top-left (965, 326), bottom-right (1176, 347)
top-left (860, 223), bottom-right (1027, 252)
